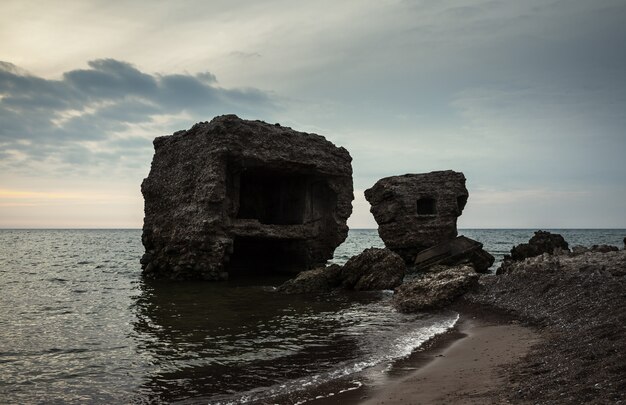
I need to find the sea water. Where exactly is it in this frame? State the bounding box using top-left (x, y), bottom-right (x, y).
top-left (0, 229), bottom-right (623, 404)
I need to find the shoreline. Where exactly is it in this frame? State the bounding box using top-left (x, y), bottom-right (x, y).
top-left (360, 314), bottom-right (539, 404)
top-left (306, 309), bottom-right (539, 405)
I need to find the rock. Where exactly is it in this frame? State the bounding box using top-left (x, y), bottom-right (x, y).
top-left (571, 245), bottom-right (589, 255)
top-left (340, 248), bottom-right (406, 290)
top-left (414, 235), bottom-right (495, 273)
top-left (589, 244), bottom-right (618, 253)
top-left (276, 265), bottom-right (342, 294)
top-left (364, 170), bottom-right (469, 263)
top-left (141, 115), bottom-right (353, 280)
top-left (497, 249), bottom-right (626, 277)
top-left (469, 248), bottom-right (497, 273)
top-left (392, 265), bottom-right (479, 312)
top-left (498, 230), bottom-right (570, 274)
top-left (509, 230), bottom-right (569, 261)
top-left (571, 244), bottom-right (618, 255)
top-left (277, 248), bottom-right (406, 293)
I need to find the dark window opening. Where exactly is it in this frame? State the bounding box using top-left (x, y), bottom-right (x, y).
top-left (416, 197), bottom-right (437, 215)
top-left (226, 237), bottom-right (308, 276)
top-left (457, 195), bottom-right (468, 213)
top-left (237, 170), bottom-right (308, 225)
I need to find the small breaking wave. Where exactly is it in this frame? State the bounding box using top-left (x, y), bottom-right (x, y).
top-left (209, 310), bottom-right (459, 404)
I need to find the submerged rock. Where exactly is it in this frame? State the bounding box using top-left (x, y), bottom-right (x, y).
top-left (392, 265), bottom-right (479, 312)
top-left (141, 115), bottom-right (353, 280)
top-left (340, 248), bottom-right (406, 290)
top-left (413, 235), bottom-right (495, 273)
top-left (364, 170), bottom-right (469, 263)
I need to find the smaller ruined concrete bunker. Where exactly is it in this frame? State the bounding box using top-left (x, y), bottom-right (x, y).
top-left (364, 170), bottom-right (468, 263)
top-left (141, 115), bottom-right (353, 280)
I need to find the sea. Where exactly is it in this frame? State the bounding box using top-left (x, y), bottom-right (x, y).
top-left (0, 229), bottom-right (624, 404)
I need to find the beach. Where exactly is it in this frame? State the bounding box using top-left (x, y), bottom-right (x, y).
top-left (316, 247), bottom-right (626, 405)
top-left (307, 309), bottom-right (539, 405)
top-left (359, 315), bottom-right (538, 405)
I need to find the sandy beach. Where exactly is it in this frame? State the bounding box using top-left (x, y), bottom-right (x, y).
top-left (359, 315), bottom-right (539, 404)
top-left (307, 311), bottom-right (539, 405)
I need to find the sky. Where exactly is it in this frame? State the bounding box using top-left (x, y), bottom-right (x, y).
top-left (1, 0), bottom-right (625, 229)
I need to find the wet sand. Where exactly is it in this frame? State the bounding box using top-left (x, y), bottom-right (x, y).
top-left (306, 312), bottom-right (539, 405)
top-left (358, 316), bottom-right (539, 405)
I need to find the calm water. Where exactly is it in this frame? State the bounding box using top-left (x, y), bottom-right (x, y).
top-left (0, 229), bottom-right (623, 404)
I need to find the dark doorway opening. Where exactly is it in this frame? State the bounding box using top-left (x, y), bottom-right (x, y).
top-left (226, 237), bottom-right (309, 276)
top-left (416, 197), bottom-right (437, 215)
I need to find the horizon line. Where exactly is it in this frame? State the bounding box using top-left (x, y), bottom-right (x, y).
top-left (1, 227), bottom-right (625, 231)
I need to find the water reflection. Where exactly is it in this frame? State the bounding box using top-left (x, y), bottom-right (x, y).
top-left (131, 276), bottom-right (370, 403)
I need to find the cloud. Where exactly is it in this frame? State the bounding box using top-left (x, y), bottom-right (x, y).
top-left (1, 1), bottom-right (625, 227)
top-left (0, 59), bottom-right (276, 178)
top-left (229, 51), bottom-right (262, 59)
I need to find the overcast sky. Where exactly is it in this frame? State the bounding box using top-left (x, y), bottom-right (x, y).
top-left (1, 0), bottom-right (625, 228)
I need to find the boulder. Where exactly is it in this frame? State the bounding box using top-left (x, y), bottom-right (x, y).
top-left (276, 265), bottom-right (342, 294)
top-left (141, 115), bottom-right (353, 280)
top-left (498, 231), bottom-right (570, 274)
top-left (414, 235), bottom-right (495, 273)
top-left (277, 248), bottom-right (406, 293)
top-left (469, 248), bottom-right (497, 273)
top-left (392, 265), bottom-right (479, 312)
top-left (508, 230), bottom-right (569, 261)
top-left (340, 248), bottom-right (406, 290)
top-left (364, 171), bottom-right (469, 263)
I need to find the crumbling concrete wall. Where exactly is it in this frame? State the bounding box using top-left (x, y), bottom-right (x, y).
top-left (364, 170), bottom-right (468, 263)
top-left (141, 115), bottom-right (353, 280)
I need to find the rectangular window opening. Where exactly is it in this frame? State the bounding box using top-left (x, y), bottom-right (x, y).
top-left (237, 170), bottom-right (308, 225)
top-left (416, 197), bottom-right (437, 216)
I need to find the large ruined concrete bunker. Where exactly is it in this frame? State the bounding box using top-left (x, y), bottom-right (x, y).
top-left (364, 170), bottom-right (469, 263)
top-left (141, 115), bottom-right (353, 280)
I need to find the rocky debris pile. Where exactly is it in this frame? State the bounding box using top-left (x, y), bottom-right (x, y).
top-left (510, 229), bottom-right (568, 260)
top-left (392, 265), bottom-right (479, 312)
top-left (277, 248), bottom-right (406, 294)
top-left (571, 244), bottom-right (619, 255)
top-left (464, 247), bottom-right (626, 404)
top-left (498, 248), bottom-right (626, 277)
top-left (365, 170), bottom-right (469, 263)
top-left (141, 115), bottom-right (353, 280)
top-left (498, 230), bottom-right (570, 274)
top-left (414, 236), bottom-right (495, 273)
